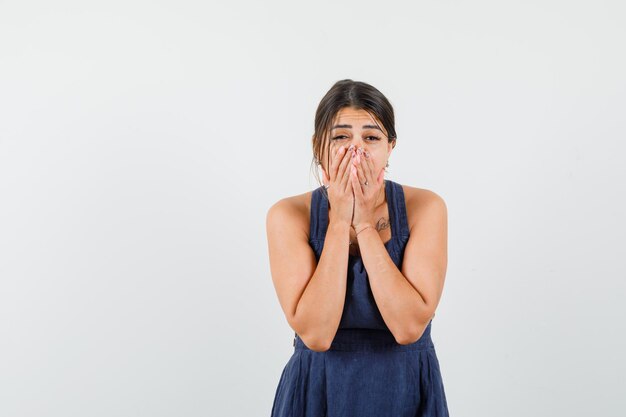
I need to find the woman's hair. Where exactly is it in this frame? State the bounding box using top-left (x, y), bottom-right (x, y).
top-left (310, 79), bottom-right (397, 192)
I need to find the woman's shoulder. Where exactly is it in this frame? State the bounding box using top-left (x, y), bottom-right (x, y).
top-left (399, 183), bottom-right (447, 230)
top-left (268, 189), bottom-right (314, 215)
top-left (266, 189), bottom-right (315, 236)
top-left (399, 183), bottom-right (446, 204)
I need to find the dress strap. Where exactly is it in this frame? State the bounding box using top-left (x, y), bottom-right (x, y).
top-left (308, 185), bottom-right (328, 242)
top-left (386, 179), bottom-right (410, 239)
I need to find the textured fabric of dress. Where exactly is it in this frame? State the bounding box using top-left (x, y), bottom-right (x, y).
top-left (270, 179), bottom-right (450, 417)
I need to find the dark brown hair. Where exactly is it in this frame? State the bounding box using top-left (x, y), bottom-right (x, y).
top-left (310, 79), bottom-right (397, 193)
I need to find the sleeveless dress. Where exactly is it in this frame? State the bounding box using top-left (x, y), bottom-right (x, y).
top-left (270, 179), bottom-right (450, 417)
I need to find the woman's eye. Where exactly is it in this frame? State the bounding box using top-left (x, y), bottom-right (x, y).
top-left (332, 135), bottom-right (380, 141)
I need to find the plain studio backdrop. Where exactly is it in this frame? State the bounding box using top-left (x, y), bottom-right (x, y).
top-left (0, 1), bottom-right (624, 416)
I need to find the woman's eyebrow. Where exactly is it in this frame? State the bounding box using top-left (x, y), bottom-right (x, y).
top-left (331, 124), bottom-right (382, 131)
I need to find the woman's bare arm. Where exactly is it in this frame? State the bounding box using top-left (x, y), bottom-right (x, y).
top-left (266, 198), bottom-right (350, 352)
top-left (357, 189), bottom-right (447, 344)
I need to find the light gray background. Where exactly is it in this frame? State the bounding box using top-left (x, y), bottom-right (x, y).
top-left (1, 1), bottom-right (624, 416)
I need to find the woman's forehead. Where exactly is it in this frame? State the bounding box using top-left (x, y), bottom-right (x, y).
top-left (333, 107), bottom-right (380, 124)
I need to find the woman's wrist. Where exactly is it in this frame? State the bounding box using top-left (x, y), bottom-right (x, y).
top-left (328, 219), bottom-right (352, 235)
top-left (353, 223), bottom-right (375, 236)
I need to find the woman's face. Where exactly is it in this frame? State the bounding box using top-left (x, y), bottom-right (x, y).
top-left (321, 107), bottom-right (394, 182)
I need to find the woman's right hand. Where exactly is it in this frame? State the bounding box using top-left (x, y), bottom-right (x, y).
top-left (322, 144), bottom-right (355, 226)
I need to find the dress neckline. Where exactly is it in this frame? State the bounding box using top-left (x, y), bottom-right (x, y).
top-left (311, 179), bottom-right (408, 260)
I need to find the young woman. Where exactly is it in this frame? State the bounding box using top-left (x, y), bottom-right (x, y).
top-left (266, 79), bottom-right (450, 417)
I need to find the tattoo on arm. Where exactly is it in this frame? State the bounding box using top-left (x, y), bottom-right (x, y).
top-left (375, 217), bottom-right (390, 232)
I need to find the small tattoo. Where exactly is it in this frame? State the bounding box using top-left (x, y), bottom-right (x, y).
top-left (375, 217), bottom-right (390, 232)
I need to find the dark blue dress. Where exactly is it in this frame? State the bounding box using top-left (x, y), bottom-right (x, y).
top-left (271, 179), bottom-right (449, 417)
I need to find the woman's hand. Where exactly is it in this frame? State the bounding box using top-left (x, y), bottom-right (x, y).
top-left (349, 147), bottom-right (385, 232)
top-left (321, 144), bottom-right (355, 227)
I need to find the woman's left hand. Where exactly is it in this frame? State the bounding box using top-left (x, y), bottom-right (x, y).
top-left (349, 147), bottom-right (385, 232)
